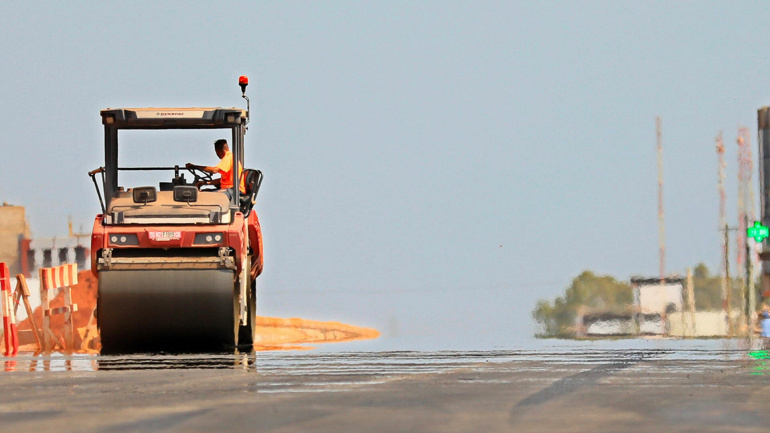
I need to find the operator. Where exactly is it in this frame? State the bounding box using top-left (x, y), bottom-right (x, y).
top-left (186, 139), bottom-right (246, 200)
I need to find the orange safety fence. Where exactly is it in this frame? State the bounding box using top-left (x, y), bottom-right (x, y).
top-left (39, 264), bottom-right (79, 352)
top-left (0, 263), bottom-right (18, 356)
top-left (0, 264), bottom-right (45, 357)
top-left (15, 269), bottom-right (97, 353)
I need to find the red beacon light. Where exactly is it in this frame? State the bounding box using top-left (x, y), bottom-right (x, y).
top-left (239, 75), bottom-right (250, 124)
top-left (239, 76), bottom-right (249, 94)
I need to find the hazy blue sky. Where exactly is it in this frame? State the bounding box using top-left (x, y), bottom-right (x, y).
top-left (2, 1), bottom-right (769, 349)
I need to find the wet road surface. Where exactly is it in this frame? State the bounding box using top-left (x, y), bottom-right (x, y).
top-left (1, 348), bottom-right (770, 432)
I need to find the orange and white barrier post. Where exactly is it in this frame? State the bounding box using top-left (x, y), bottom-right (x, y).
top-left (39, 264), bottom-right (78, 352)
top-left (14, 274), bottom-right (43, 350)
top-left (1, 263), bottom-right (19, 357)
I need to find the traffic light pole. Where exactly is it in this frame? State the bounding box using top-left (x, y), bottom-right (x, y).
top-left (745, 216), bottom-right (754, 336)
top-left (746, 220), bottom-right (769, 337)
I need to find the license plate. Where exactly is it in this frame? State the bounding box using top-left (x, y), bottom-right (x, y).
top-left (149, 231), bottom-right (181, 241)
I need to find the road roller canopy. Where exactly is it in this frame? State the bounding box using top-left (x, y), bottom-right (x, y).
top-left (98, 106), bottom-right (250, 213)
top-left (100, 108), bottom-right (247, 130)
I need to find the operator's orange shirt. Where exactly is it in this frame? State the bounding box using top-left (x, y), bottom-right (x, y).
top-left (215, 150), bottom-right (246, 193)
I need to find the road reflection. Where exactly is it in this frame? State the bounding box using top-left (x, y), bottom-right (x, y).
top-left (5, 338), bottom-right (770, 374)
top-left (95, 351), bottom-right (257, 371)
top-left (3, 351), bottom-right (257, 372)
top-left (748, 349), bottom-right (770, 375)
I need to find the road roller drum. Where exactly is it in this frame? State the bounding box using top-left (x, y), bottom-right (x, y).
top-left (98, 269), bottom-right (237, 353)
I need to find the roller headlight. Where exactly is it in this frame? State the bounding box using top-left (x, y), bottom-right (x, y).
top-left (108, 233), bottom-right (139, 246)
top-left (194, 233), bottom-right (224, 245)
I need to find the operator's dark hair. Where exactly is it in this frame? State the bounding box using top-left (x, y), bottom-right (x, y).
top-left (214, 139), bottom-right (228, 152)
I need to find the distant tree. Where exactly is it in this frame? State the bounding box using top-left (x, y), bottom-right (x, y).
top-left (689, 262), bottom-right (742, 311)
top-left (691, 263), bottom-right (721, 310)
top-left (534, 265), bottom-right (753, 338)
top-left (532, 271), bottom-right (631, 337)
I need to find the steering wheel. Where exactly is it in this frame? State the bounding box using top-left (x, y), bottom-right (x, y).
top-left (186, 166), bottom-right (214, 188)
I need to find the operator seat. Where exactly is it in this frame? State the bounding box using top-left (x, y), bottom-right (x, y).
top-left (239, 169), bottom-right (263, 216)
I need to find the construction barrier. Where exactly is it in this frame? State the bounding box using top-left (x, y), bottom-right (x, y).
top-left (40, 264), bottom-right (78, 352)
top-left (14, 274), bottom-right (43, 350)
top-left (79, 308), bottom-right (99, 352)
top-left (0, 263), bottom-right (18, 356)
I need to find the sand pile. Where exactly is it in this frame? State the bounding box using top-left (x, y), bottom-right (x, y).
top-left (254, 316), bottom-right (380, 351)
top-left (11, 271), bottom-right (378, 353)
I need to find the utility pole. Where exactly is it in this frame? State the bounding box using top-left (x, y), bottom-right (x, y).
top-left (757, 107), bottom-right (770, 329)
top-left (746, 217), bottom-right (757, 337)
top-left (738, 127), bottom-right (757, 335)
top-left (724, 224), bottom-right (734, 335)
top-left (657, 117), bottom-right (666, 283)
top-left (737, 130), bottom-right (749, 328)
top-left (745, 215), bottom-right (753, 332)
top-left (738, 128), bottom-right (758, 335)
top-left (686, 267), bottom-right (696, 336)
top-left (717, 133), bottom-right (732, 334)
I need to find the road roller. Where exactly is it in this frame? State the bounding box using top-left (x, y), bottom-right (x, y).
top-left (88, 77), bottom-right (264, 353)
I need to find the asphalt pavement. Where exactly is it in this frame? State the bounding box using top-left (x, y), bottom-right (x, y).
top-left (0, 348), bottom-right (769, 432)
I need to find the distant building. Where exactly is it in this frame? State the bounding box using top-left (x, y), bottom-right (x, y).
top-left (579, 311), bottom-right (665, 337)
top-left (575, 277), bottom-right (685, 338)
top-left (20, 220), bottom-right (90, 277)
top-left (0, 204), bottom-right (28, 276)
top-left (0, 206), bottom-right (89, 323)
top-left (668, 311), bottom-right (738, 337)
top-left (638, 313), bottom-right (666, 335)
top-left (631, 277), bottom-right (684, 336)
top-left (582, 312), bottom-right (635, 336)
top-left (631, 277), bottom-right (684, 314)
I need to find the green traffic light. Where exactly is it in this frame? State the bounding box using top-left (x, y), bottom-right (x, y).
top-left (748, 221), bottom-right (770, 243)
